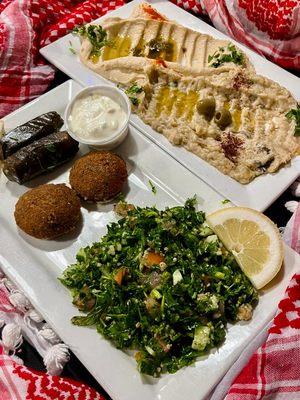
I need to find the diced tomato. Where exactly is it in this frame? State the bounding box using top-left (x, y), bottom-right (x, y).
top-left (144, 251), bottom-right (164, 267)
top-left (114, 267), bottom-right (127, 286)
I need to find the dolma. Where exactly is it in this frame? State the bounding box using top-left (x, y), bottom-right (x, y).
top-left (3, 131), bottom-right (79, 184)
top-left (0, 111), bottom-right (63, 160)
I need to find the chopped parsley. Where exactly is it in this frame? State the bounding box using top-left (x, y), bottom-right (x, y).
top-left (221, 199), bottom-right (230, 204)
top-left (73, 24), bottom-right (113, 57)
top-left (148, 38), bottom-right (174, 61)
top-left (148, 180), bottom-right (157, 195)
top-left (148, 38), bottom-right (170, 53)
top-left (60, 199), bottom-right (258, 377)
top-left (286, 105), bottom-right (300, 137)
top-left (208, 43), bottom-right (244, 68)
top-left (125, 84), bottom-right (143, 105)
top-left (126, 84), bottom-right (143, 94)
top-left (129, 97), bottom-right (138, 106)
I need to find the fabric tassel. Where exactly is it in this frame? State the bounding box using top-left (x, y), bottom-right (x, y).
top-left (8, 291), bottom-right (31, 313)
top-left (38, 324), bottom-right (61, 345)
top-left (1, 323), bottom-right (23, 355)
top-left (291, 180), bottom-right (300, 197)
top-left (285, 200), bottom-right (299, 213)
top-left (44, 343), bottom-right (70, 375)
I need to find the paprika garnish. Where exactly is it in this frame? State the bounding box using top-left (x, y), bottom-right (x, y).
top-left (221, 133), bottom-right (244, 162)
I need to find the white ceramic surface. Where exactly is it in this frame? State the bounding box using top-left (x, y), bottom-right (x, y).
top-left (40, 0), bottom-right (300, 211)
top-left (0, 79), bottom-right (300, 400)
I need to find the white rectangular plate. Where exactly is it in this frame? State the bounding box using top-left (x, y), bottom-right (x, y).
top-left (0, 80), bottom-right (299, 400)
top-left (40, 0), bottom-right (300, 211)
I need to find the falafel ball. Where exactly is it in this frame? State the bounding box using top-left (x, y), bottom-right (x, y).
top-left (14, 183), bottom-right (81, 239)
top-left (69, 151), bottom-right (127, 202)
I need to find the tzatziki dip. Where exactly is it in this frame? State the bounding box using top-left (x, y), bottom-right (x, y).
top-left (68, 93), bottom-right (127, 141)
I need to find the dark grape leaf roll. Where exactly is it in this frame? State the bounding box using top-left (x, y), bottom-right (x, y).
top-left (0, 111), bottom-right (63, 160)
top-left (3, 131), bottom-right (79, 184)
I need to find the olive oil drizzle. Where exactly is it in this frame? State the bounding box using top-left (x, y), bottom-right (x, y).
top-left (174, 90), bottom-right (187, 117)
top-left (223, 101), bottom-right (241, 130)
top-left (91, 32), bottom-right (177, 63)
top-left (132, 38), bottom-right (146, 57)
top-left (90, 54), bottom-right (100, 63)
top-left (232, 109), bottom-right (241, 130)
top-left (155, 87), bottom-right (198, 120)
top-left (223, 101), bottom-right (230, 111)
top-left (102, 36), bottom-right (132, 60)
top-left (155, 87), bottom-right (171, 117)
top-left (185, 91), bottom-right (199, 120)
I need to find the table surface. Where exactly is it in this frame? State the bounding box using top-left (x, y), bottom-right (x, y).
top-left (6, 6), bottom-right (300, 397)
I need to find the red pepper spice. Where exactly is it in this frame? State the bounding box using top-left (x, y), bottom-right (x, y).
top-left (155, 59), bottom-right (167, 68)
top-left (221, 133), bottom-right (244, 162)
top-left (232, 73), bottom-right (252, 90)
top-left (142, 4), bottom-right (166, 21)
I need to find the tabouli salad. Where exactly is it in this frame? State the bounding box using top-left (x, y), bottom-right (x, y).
top-left (60, 199), bottom-right (258, 377)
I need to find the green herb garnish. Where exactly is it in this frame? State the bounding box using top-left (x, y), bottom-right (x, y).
top-left (73, 24), bottom-right (113, 56)
top-left (208, 43), bottom-right (244, 68)
top-left (60, 199), bottom-right (258, 377)
top-left (128, 97), bottom-right (138, 105)
top-left (125, 84), bottom-right (143, 105)
top-left (69, 40), bottom-right (76, 54)
top-left (148, 180), bottom-right (157, 194)
top-left (148, 38), bottom-right (174, 61)
top-left (126, 84), bottom-right (143, 95)
top-left (286, 105), bottom-right (300, 137)
top-left (149, 38), bottom-right (170, 52)
top-left (221, 199), bottom-right (230, 204)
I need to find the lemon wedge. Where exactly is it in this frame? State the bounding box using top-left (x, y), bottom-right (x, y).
top-left (206, 207), bottom-right (283, 289)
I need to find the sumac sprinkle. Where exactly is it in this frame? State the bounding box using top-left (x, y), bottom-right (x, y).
top-left (221, 133), bottom-right (244, 162)
top-left (155, 59), bottom-right (167, 68)
top-left (233, 73), bottom-right (252, 90)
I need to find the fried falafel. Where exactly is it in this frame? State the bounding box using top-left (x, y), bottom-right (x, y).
top-left (69, 151), bottom-right (127, 202)
top-left (15, 183), bottom-right (81, 239)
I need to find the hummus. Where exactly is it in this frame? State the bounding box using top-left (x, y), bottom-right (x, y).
top-left (135, 65), bottom-right (299, 184)
top-left (79, 12), bottom-right (252, 86)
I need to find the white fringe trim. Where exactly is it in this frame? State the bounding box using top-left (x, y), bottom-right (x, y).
top-left (291, 179), bottom-right (300, 197)
top-left (285, 200), bottom-right (299, 213)
top-left (44, 344), bottom-right (70, 375)
top-left (0, 271), bottom-right (69, 375)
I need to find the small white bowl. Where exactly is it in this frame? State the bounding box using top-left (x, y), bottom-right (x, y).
top-left (64, 85), bottom-right (131, 150)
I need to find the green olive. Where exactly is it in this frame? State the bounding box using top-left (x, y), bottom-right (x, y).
top-left (196, 98), bottom-right (216, 121)
top-left (214, 109), bottom-right (232, 129)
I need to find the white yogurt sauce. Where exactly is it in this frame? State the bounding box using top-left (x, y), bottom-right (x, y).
top-left (68, 93), bottom-right (127, 141)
